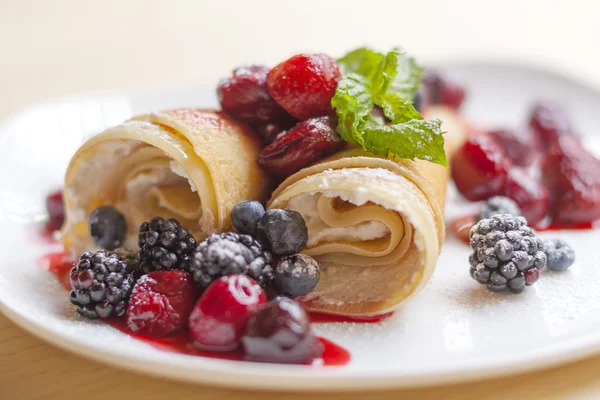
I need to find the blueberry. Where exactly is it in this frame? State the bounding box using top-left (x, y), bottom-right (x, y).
top-left (543, 239), bottom-right (575, 271)
top-left (231, 200), bottom-right (266, 236)
top-left (88, 206), bottom-right (127, 250)
top-left (273, 254), bottom-right (320, 298)
top-left (476, 196), bottom-right (521, 223)
top-left (257, 209), bottom-right (308, 257)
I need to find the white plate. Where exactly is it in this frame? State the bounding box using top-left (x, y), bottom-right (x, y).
top-left (2, 63), bottom-right (600, 392)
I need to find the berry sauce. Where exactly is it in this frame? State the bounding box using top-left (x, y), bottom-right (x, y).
top-left (309, 311), bottom-right (393, 324)
top-left (448, 214), bottom-right (475, 245)
top-left (448, 213), bottom-right (597, 245)
top-left (39, 248), bottom-right (351, 366)
top-left (107, 319), bottom-right (350, 366)
top-left (38, 251), bottom-right (75, 291)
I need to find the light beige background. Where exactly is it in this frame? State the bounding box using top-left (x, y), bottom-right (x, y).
top-left (2, 0), bottom-right (600, 398)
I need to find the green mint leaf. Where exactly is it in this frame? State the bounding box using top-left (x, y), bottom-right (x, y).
top-left (337, 47), bottom-right (384, 78)
top-left (376, 92), bottom-right (422, 124)
top-left (387, 52), bottom-right (422, 102)
top-left (363, 119), bottom-right (448, 166)
top-left (330, 73), bottom-right (373, 147)
top-left (332, 47), bottom-right (446, 167)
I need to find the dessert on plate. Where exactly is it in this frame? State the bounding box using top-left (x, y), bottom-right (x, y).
top-left (42, 46), bottom-right (589, 365)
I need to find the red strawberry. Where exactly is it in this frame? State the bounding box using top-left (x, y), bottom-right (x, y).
top-left (541, 135), bottom-right (600, 226)
top-left (487, 128), bottom-right (536, 167)
top-left (258, 116), bottom-right (345, 178)
top-left (529, 102), bottom-right (575, 150)
top-left (126, 270), bottom-right (199, 337)
top-left (451, 135), bottom-right (511, 201)
top-left (267, 54), bottom-right (340, 120)
top-left (502, 168), bottom-right (550, 226)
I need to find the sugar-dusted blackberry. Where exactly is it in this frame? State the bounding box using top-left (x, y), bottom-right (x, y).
top-left (69, 250), bottom-right (135, 319)
top-left (469, 214), bottom-right (546, 293)
top-left (138, 217), bottom-right (197, 274)
top-left (189, 232), bottom-right (273, 291)
top-left (476, 196), bottom-right (521, 223)
top-left (543, 239), bottom-right (575, 271)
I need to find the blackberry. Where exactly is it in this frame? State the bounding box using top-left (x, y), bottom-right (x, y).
top-left (69, 250), bottom-right (135, 319)
top-left (189, 232), bottom-right (273, 291)
top-left (469, 214), bottom-right (546, 293)
top-left (476, 196), bottom-right (521, 223)
top-left (138, 217), bottom-right (197, 274)
top-left (113, 248), bottom-right (142, 278)
top-left (543, 239), bottom-right (575, 271)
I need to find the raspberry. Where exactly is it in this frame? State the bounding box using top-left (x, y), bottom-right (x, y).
top-left (217, 65), bottom-right (289, 124)
top-left (188, 274), bottom-right (267, 351)
top-left (126, 270), bottom-right (199, 337)
top-left (267, 53), bottom-right (340, 120)
top-left (258, 116), bottom-right (345, 178)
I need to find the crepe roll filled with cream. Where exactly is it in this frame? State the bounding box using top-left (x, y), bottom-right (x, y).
top-left (268, 106), bottom-right (466, 316)
top-left (62, 108), bottom-right (270, 254)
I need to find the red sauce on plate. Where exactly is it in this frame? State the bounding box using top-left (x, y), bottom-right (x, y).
top-left (39, 247), bottom-right (351, 366)
top-left (107, 319), bottom-right (350, 366)
top-left (309, 311), bottom-right (393, 324)
top-left (449, 213), bottom-right (597, 245)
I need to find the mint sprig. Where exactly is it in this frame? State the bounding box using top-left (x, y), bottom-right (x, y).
top-left (332, 48), bottom-right (447, 166)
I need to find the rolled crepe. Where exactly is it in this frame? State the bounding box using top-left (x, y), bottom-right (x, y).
top-left (268, 106), bottom-right (466, 316)
top-left (62, 108), bottom-right (269, 254)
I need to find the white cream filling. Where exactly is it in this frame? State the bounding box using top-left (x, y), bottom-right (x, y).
top-left (287, 193), bottom-right (390, 247)
top-left (169, 160), bottom-right (197, 193)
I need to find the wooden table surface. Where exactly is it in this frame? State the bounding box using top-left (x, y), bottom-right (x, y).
top-left (3, 0), bottom-right (600, 398)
